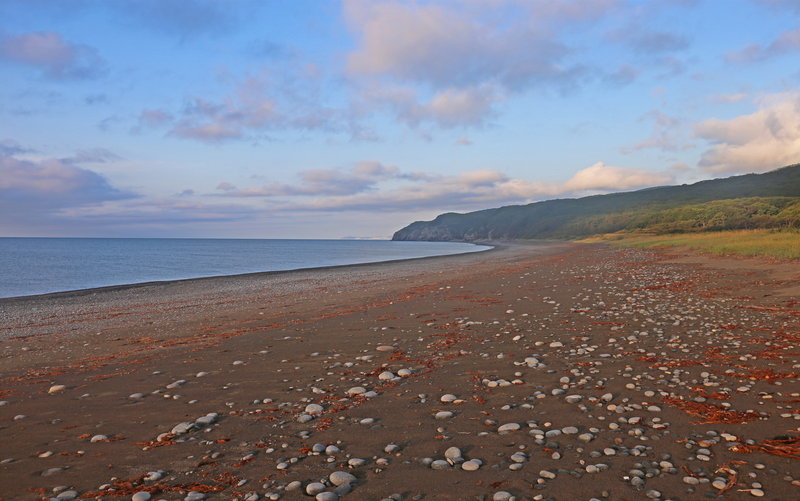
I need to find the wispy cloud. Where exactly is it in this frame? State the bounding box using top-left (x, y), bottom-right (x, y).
top-left (215, 161), bottom-right (673, 213)
top-left (0, 31), bottom-right (106, 79)
top-left (726, 28), bottom-right (800, 63)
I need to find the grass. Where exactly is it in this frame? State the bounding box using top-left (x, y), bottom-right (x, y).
top-left (581, 228), bottom-right (800, 260)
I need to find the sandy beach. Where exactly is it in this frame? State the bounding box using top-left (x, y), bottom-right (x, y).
top-left (1, 242), bottom-right (799, 501)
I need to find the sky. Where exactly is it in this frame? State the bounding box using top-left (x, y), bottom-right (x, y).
top-left (1, 0), bottom-right (799, 239)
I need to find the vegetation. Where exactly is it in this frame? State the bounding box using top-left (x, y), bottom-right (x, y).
top-left (585, 229), bottom-right (800, 260)
top-left (392, 164), bottom-right (800, 242)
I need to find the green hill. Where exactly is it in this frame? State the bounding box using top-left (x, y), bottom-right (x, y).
top-left (391, 163), bottom-right (800, 241)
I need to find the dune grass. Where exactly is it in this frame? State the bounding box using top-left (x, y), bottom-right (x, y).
top-left (582, 229), bottom-right (800, 260)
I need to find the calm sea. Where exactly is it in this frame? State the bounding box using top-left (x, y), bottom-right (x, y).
top-left (0, 238), bottom-right (490, 298)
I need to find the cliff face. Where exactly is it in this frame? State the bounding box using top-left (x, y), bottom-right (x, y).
top-left (391, 164), bottom-right (800, 242)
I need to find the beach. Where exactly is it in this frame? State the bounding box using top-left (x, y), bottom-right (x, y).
top-left (1, 242), bottom-right (799, 500)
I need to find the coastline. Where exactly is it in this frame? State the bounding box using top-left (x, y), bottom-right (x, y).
top-left (0, 240), bottom-right (495, 302)
top-left (1, 242), bottom-right (798, 500)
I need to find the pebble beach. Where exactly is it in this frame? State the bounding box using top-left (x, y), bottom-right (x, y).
top-left (1, 242), bottom-right (799, 501)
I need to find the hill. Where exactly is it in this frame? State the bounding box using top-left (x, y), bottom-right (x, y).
top-left (391, 164), bottom-right (800, 241)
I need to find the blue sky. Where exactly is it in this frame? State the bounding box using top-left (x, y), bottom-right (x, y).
top-left (1, 0), bottom-right (799, 238)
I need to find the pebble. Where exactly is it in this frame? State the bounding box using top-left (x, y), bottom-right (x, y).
top-left (131, 493), bottom-right (151, 501)
top-left (306, 482), bottom-right (326, 495)
top-left (184, 493), bottom-right (206, 501)
top-left (435, 411), bottom-right (454, 420)
top-left (493, 491), bottom-right (513, 501)
top-left (440, 394), bottom-right (457, 403)
top-left (316, 493), bottom-right (338, 501)
top-left (539, 470), bottom-right (556, 479)
top-left (48, 385), bottom-right (66, 394)
top-left (444, 447), bottom-right (462, 459)
top-left (430, 460), bottom-right (450, 470)
top-left (329, 471), bottom-right (356, 486)
top-left (497, 422), bottom-right (520, 433)
top-left (461, 460), bottom-right (481, 471)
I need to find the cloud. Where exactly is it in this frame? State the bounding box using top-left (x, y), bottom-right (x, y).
top-left (138, 108), bottom-right (174, 128)
top-left (0, 138), bottom-right (34, 156)
top-left (563, 162), bottom-right (673, 191)
top-left (217, 160), bottom-right (671, 214)
top-left (621, 110), bottom-right (692, 153)
top-left (0, 153), bottom-right (134, 213)
top-left (695, 92), bottom-right (800, 173)
top-left (61, 148), bottom-right (122, 165)
top-left (0, 31), bottom-right (106, 79)
top-left (711, 92), bottom-right (749, 103)
top-left (756, 0), bottom-right (800, 13)
top-left (154, 70), bottom-right (351, 143)
top-left (218, 161), bottom-right (401, 197)
top-left (112, 0), bottom-right (254, 38)
top-left (343, 0), bottom-right (615, 127)
top-left (726, 28), bottom-right (800, 63)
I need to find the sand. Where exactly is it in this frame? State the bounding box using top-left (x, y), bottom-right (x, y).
top-left (0, 242), bottom-right (798, 501)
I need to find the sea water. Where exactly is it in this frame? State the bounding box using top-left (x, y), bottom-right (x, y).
top-left (0, 238), bottom-right (490, 298)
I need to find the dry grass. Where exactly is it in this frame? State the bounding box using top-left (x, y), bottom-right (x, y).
top-left (581, 229), bottom-right (800, 259)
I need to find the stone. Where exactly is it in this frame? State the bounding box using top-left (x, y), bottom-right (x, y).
top-left (430, 459), bottom-right (450, 470)
top-left (440, 394), bottom-right (457, 403)
top-left (493, 491), bottom-right (513, 501)
top-left (329, 471), bottom-right (356, 486)
top-left (378, 371), bottom-right (395, 381)
top-left (444, 447), bottom-right (462, 459)
top-left (48, 385), bottom-right (66, 394)
top-left (539, 470), bottom-right (556, 479)
top-left (305, 403), bottom-right (324, 414)
top-left (132, 493), bottom-right (152, 501)
top-left (306, 482), bottom-right (326, 495)
top-left (317, 492), bottom-right (339, 501)
top-left (498, 422), bottom-right (520, 433)
top-left (461, 460), bottom-right (481, 471)
top-left (347, 387), bottom-right (366, 396)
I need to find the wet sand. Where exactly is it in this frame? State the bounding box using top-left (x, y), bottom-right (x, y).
top-left (1, 242), bottom-right (799, 501)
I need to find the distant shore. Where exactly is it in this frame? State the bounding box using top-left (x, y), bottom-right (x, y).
top-left (1, 242), bottom-right (798, 500)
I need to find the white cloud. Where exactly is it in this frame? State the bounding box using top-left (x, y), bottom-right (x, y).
top-left (695, 92), bottom-right (800, 173)
top-left (563, 162), bottom-right (673, 191)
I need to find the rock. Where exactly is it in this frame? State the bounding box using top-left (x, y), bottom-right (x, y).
top-left (184, 493), bottom-right (206, 501)
top-left (510, 452), bottom-right (527, 463)
top-left (306, 482), bottom-right (326, 495)
top-left (683, 476), bottom-right (700, 485)
top-left (131, 493), bottom-right (152, 501)
top-left (430, 459), bottom-right (450, 470)
top-left (750, 489), bottom-right (765, 497)
top-left (461, 460), bottom-right (481, 471)
top-left (286, 481), bottom-right (302, 491)
top-left (55, 491), bottom-right (78, 500)
top-left (171, 422), bottom-right (195, 435)
top-left (440, 394), bottom-right (457, 403)
top-left (329, 471), bottom-right (356, 486)
top-left (316, 492), bottom-right (338, 501)
top-left (562, 426), bottom-right (579, 434)
top-left (435, 411), bottom-right (454, 420)
top-left (498, 422), bottom-right (520, 433)
top-left (90, 434), bottom-right (108, 442)
top-left (129, 393), bottom-right (145, 399)
top-left (493, 491), bottom-right (513, 501)
top-left (539, 470), bottom-right (556, 479)
top-left (397, 369), bottom-right (412, 377)
top-left (325, 445), bottom-right (340, 456)
top-left (347, 387), bottom-right (366, 396)
top-left (378, 371), bottom-right (395, 381)
top-left (48, 385), bottom-right (66, 394)
top-left (305, 403), bottom-right (324, 414)
top-left (376, 345), bottom-right (396, 352)
top-left (565, 395), bottom-right (583, 404)
top-left (444, 447), bottom-right (462, 459)
top-left (42, 467), bottom-right (64, 476)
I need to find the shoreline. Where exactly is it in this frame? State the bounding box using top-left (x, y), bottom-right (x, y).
top-left (1, 242), bottom-right (798, 500)
top-left (0, 241), bottom-right (496, 303)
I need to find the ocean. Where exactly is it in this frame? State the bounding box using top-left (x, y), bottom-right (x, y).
top-left (0, 238), bottom-right (490, 298)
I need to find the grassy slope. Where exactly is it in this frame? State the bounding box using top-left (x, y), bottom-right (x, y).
top-left (583, 229), bottom-right (800, 260)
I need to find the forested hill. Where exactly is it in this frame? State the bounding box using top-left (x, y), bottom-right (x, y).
top-left (391, 163), bottom-right (800, 241)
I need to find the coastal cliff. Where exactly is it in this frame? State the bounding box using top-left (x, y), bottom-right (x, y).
top-left (392, 163), bottom-right (800, 241)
